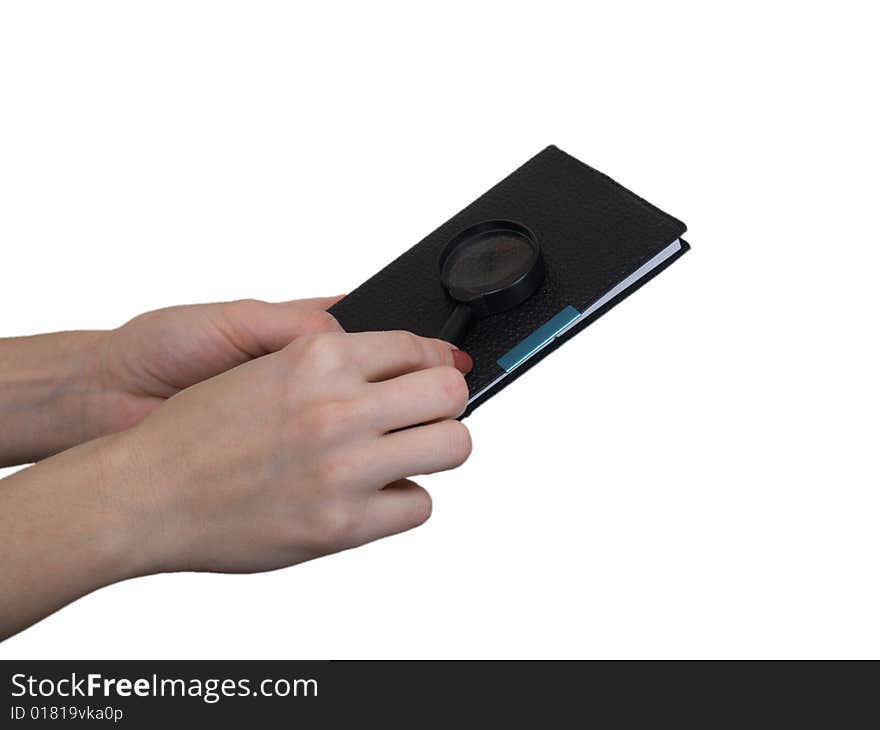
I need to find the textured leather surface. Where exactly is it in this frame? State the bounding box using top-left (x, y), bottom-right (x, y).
top-left (328, 145), bottom-right (688, 418)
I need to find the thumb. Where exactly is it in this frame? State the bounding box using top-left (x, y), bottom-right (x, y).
top-left (282, 294), bottom-right (346, 311)
top-left (213, 297), bottom-right (345, 356)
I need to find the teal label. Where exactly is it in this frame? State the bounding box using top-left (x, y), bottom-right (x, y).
top-left (496, 305), bottom-right (581, 373)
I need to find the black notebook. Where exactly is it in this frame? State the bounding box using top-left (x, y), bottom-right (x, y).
top-left (328, 145), bottom-right (689, 418)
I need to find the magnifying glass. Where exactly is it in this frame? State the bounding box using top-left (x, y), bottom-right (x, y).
top-left (437, 220), bottom-right (545, 346)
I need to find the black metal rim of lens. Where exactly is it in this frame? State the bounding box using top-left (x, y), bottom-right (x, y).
top-left (438, 220), bottom-right (543, 316)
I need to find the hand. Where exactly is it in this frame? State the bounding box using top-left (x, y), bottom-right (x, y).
top-left (0, 296), bottom-right (345, 466)
top-left (113, 330), bottom-right (474, 575)
top-left (88, 296), bottom-right (344, 436)
top-left (0, 327), bottom-right (474, 638)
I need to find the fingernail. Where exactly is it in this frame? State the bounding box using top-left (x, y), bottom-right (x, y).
top-left (452, 349), bottom-right (473, 374)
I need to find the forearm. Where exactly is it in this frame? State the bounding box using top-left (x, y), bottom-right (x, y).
top-left (0, 431), bottom-right (148, 640)
top-left (0, 331), bottom-right (110, 466)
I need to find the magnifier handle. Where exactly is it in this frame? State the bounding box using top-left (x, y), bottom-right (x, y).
top-left (438, 303), bottom-right (473, 347)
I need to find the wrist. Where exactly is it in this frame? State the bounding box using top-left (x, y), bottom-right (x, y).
top-left (92, 428), bottom-right (166, 581)
top-left (0, 330), bottom-right (111, 466)
top-left (98, 423), bottom-right (187, 578)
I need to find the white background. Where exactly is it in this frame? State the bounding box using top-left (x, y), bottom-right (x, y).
top-left (1, 2), bottom-right (878, 659)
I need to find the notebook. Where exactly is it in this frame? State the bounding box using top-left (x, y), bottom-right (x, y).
top-left (328, 145), bottom-right (689, 418)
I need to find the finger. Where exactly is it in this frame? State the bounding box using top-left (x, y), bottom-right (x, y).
top-left (355, 480), bottom-right (433, 544)
top-left (359, 419), bottom-right (473, 486)
top-left (365, 365), bottom-right (469, 432)
top-left (346, 330), bottom-right (458, 382)
top-left (215, 299), bottom-right (344, 356)
top-left (280, 294), bottom-right (346, 310)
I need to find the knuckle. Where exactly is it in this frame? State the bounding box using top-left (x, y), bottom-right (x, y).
top-left (319, 500), bottom-right (360, 545)
top-left (389, 330), bottom-right (424, 369)
top-left (316, 449), bottom-right (358, 487)
top-left (227, 298), bottom-right (266, 320)
top-left (235, 297), bottom-right (264, 309)
top-left (304, 498), bottom-right (361, 552)
top-left (303, 400), bottom-right (354, 442)
top-left (293, 333), bottom-right (345, 371)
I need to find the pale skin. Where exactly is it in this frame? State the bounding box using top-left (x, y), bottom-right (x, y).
top-left (0, 297), bottom-right (474, 640)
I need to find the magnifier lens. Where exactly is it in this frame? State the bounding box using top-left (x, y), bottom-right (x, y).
top-left (437, 220), bottom-right (544, 347)
top-left (443, 232), bottom-right (536, 292)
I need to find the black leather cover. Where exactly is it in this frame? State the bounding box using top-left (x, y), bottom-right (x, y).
top-left (328, 145), bottom-right (689, 418)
